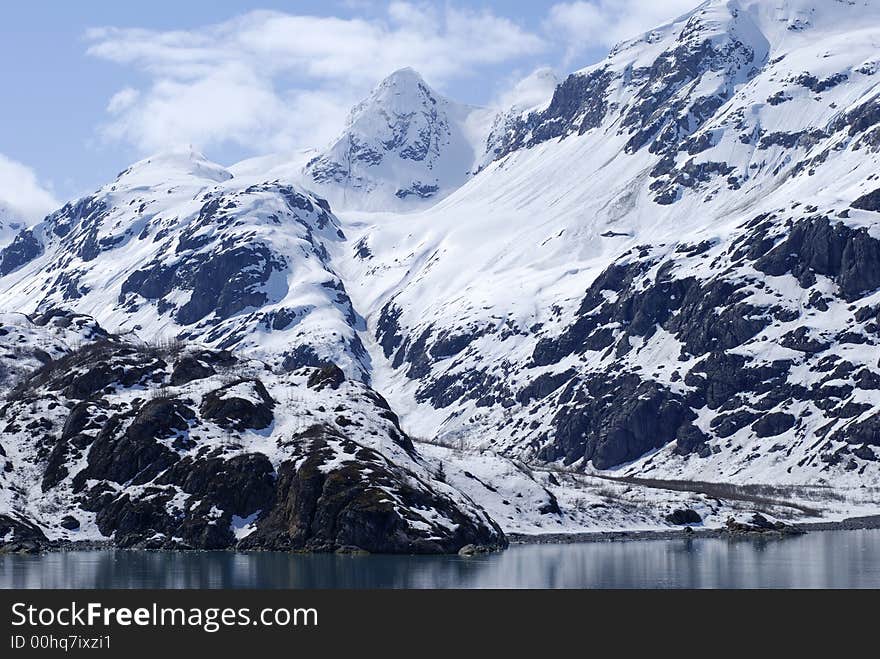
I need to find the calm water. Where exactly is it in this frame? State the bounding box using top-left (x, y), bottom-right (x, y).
top-left (3, 530), bottom-right (880, 589)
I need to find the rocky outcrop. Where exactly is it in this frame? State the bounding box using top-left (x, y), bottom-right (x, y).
top-left (540, 374), bottom-right (698, 468)
top-left (852, 187), bottom-right (880, 212)
top-left (0, 334), bottom-right (505, 553)
top-left (200, 380), bottom-right (275, 431)
top-left (724, 513), bottom-right (804, 536)
top-left (752, 216), bottom-right (880, 301)
top-left (0, 514), bottom-right (49, 553)
top-left (665, 509), bottom-right (702, 525)
top-left (240, 425), bottom-right (505, 553)
top-left (307, 364), bottom-right (346, 391)
top-left (0, 230), bottom-right (42, 275)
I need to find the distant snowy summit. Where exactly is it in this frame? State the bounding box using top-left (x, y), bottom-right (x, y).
top-left (302, 67), bottom-right (494, 212)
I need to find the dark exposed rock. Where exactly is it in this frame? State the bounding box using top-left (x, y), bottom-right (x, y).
top-left (431, 329), bottom-right (479, 360)
top-left (794, 71), bottom-right (848, 93)
top-left (170, 356), bottom-right (216, 385)
top-left (199, 379), bottom-right (275, 431)
top-left (158, 453), bottom-right (275, 518)
top-left (73, 399), bottom-right (190, 489)
top-left (307, 364), bottom-right (346, 391)
top-left (516, 370), bottom-right (576, 404)
top-left (833, 414), bottom-right (880, 446)
top-left (376, 302), bottom-right (405, 359)
top-left (752, 412), bottom-right (796, 438)
top-left (0, 230), bottom-right (42, 275)
top-left (852, 187), bottom-right (880, 212)
top-left (29, 341), bottom-right (167, 401)
top-left (673, 423), bottom-right (712, 458)
top-left (395, 182), bottom-right (440, 200)
top-left (88, 489), bottom-right (177, 548)
top-left (491, 69), bottom-right (613, 161)
top-left (538, 489), bottom-right (562, 516)
top-left (725, 514), bottom-right (804, 536)
top-left (712, 409), bottom-right (760, 438)
top-left (0, 515), bottom-right (49, 553)
top-left (239, 425), bottom-right (505, 553)
top-left (280, 345), bottom-right (336, 372)
top-left (541, 374), bottom-right (695, 468)
top-left (754, 216), bottom-right (880, 301)
top-left (120, 242), bottom-right (284, 326)
top-left (853, 444), bottom-right (878, 461)
top-left (665, 509), bottom-right (702, 525)
top-left (59, 515), bottom-right (80, 530)
top-left (415, 367), bottom-right (511, 411)
top-left (780, 327), bottom-right (829, 353)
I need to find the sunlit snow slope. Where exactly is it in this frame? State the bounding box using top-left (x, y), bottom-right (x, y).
top-left (335, 0), bottom-right (880, 486)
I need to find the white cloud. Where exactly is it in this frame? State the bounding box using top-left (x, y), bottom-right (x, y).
top-left (0, 154), bottom-right (59, 223)
top-left (86, 3), bottom-right (545, 155)
top-left (107, 87), bottom-right (140, 114)
top-left (545, 0), bottom-right (698, 63)
top-left (496, 68), bottom-right (560, 115)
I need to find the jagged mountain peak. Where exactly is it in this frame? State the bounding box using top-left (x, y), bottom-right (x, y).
top-left (344, 67), bottom-right (451, 135)
top-left (303, 68), bottom-right (489, 211)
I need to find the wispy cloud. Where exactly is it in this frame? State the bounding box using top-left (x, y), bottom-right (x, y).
top-left (86, 3), bottom-right (546, 155)
top-left (0, 154), bottom-right (59, 223)
top-left (545, 0), bottom-right (697, 64)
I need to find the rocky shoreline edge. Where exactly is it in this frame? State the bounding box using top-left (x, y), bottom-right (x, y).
top-left (508, 514), bottom-right (880, 545)
top-left (4, 514), bottom-right (880, 555)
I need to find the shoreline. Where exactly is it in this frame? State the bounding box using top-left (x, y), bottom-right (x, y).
top-left (5, 515), bottom-right (880, 555)
top-left (508, 514), bottom-right (880, 545)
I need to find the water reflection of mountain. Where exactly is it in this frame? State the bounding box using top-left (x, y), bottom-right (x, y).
top-left (2, 531), bottom-right (879, 589)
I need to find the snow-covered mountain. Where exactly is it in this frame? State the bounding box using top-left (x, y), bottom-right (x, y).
top-left (339, 0), bottom-right (880, 487)
top-left (302, 67), bottom-right (492, 211)
top-left (0, 147), bottom-right (370, 379)
top-left (5, 0), bottom-right (880, 551)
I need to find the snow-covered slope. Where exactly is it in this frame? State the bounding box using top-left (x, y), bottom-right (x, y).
top-left (337, 0), bottom-right (880, 487)
top-left (0, 147), bottom-right (369, 379)
top-left (302, 68), bottom-right (492, 211)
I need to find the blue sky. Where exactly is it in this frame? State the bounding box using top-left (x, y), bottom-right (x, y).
top-left (0, 0), bottom-right (697, 217)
